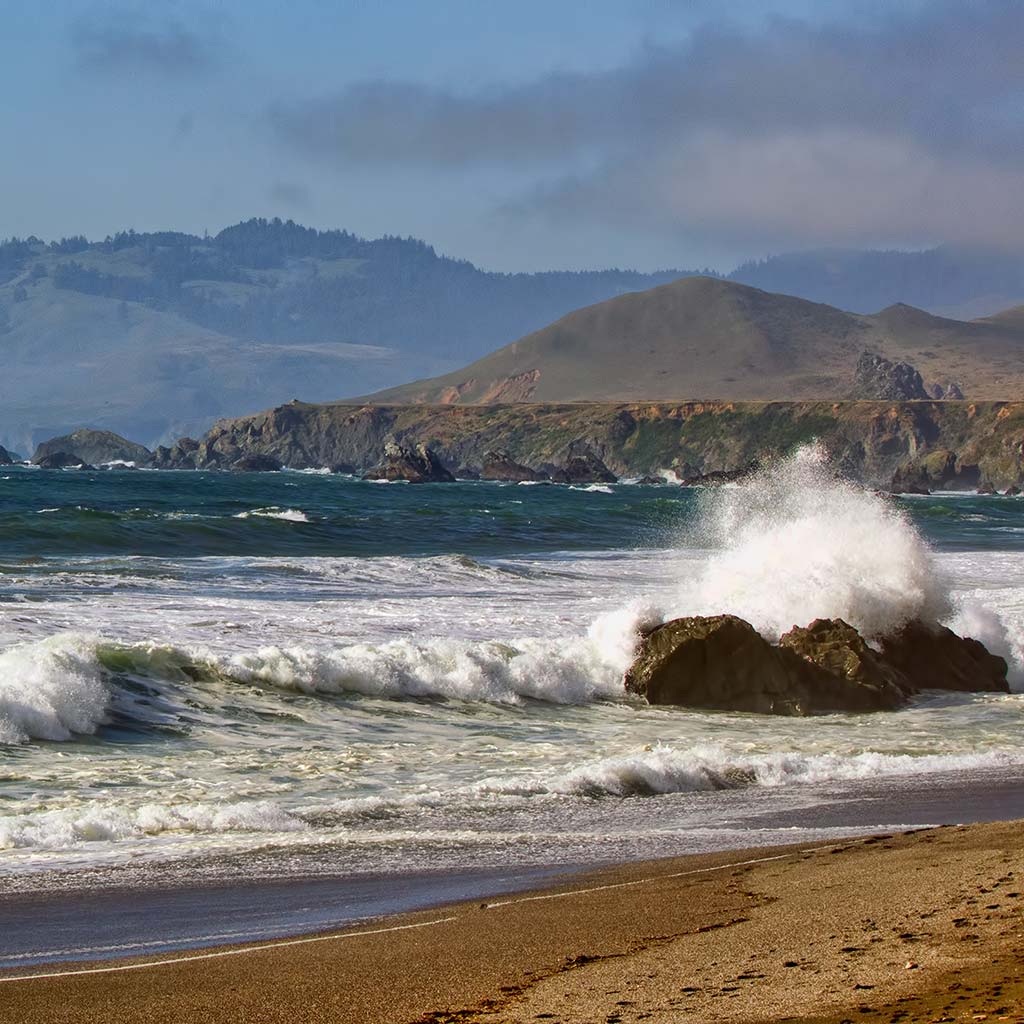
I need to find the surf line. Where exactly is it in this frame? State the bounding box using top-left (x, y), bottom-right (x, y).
top-left (0, 838), bottom-right (877, 984)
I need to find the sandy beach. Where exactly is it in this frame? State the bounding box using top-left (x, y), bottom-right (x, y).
top-left (0, 820), bottom-right (1021, 1023)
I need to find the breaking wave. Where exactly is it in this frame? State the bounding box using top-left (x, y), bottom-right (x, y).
top-left (671, 443), bottom-right (951, 639)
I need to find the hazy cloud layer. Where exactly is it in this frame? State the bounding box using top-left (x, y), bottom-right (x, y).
top-left (270, 1), bottom-right (1024, 249)
top-left (71, 10), bottom-right (219, 77)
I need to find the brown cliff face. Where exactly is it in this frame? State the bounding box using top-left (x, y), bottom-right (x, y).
top-left (195, 399), bottom-right (1024, 489)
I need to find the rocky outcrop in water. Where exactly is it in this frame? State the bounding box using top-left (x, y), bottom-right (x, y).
top-left (625, 614), bottom-right (1008, 715)
top-left (852, 352), bottom-right (930, 400)
top-left (0, 445), bottom-right (13, 465)
top-left (364, 439), bottom-right (456, 483)
top-left (481, 450), bottom-right (545, 482)
top-left (150, 437), bottom-right (201, 470)
top-left (32, 429), bottom-right (152, 468)
top-left (681, 462), bottom-right (760, 487)
top-left (542, 451), bottom-right (617, 484)
top-left (231, 454), bottom-right (283, 473)
top-left (35, 452), bottom-right (94, 470)
top-left (624, 615), bottom-right (907, 715)
top-left (880, 621), bottom-right (1009, 693)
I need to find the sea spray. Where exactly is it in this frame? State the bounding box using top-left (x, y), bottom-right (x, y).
top-left (672, 442), bottom-right (952, 639)
top-left (0, 635), bottom-right (110, 743)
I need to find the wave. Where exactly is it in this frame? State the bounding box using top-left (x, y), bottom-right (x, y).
top-left (0, 799), bottom-right (307, 851)
top-left (233, 508), bottom-right (310, 522)
top-left (665, 443), bottom-right (950, 640)
top-left (6, 742), bottom-right (1022, 852)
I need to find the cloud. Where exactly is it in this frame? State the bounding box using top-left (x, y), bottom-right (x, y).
top-left (71, 10), bottom-right (220, 77)
top-left (269, 1), bottom-right (1024, 250)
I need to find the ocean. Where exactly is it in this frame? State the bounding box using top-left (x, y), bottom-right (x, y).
top-left (2, 447), bottom-right (1023, 907)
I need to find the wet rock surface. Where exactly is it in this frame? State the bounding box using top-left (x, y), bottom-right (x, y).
top-left (364, 439), bottom-right (456, 483)
top-left (626, 614), bottom-right (1008, 715)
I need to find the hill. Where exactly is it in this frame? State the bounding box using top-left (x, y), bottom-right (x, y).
top-left (362, 277), bottom-right (1024, 405)
top-left (0, 220), bottom-right (689, 452)
top-left (728, 245), bottom-right (1024, 319)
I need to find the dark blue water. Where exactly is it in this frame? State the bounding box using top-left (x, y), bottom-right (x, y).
top-left (0, 468), bottom-right (1018, 559)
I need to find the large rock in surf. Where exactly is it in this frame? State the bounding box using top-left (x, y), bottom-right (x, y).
top-left (32, 429), bottom-right (151, 468)
top-left (880, 620), bottom-right (1009, 693)
top-left (231, 453), bottom-right (283, 472)
top-left (624, 615), bottom-right (907, 716)
top-left (481, 450), bottom-right (545, 482)
top-left (779, 619), bottom-right (912, 700)
top-left (542, 451), bottom-right (617, 484)
top-left (34, 451), bottom-right (94, 470)
top-left (364, 439), bottom-right (455, 483)
top-left (680, 462), bottom-right (759, 487)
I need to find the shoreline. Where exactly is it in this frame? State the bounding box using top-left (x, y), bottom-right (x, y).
top-left (2, 821), bottom-right (1022, 1022)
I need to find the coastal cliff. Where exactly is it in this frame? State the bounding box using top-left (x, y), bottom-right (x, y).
top-left (190, 400), bottom-right (1024, 489)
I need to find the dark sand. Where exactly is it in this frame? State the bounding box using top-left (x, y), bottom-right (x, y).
top-left (1, 821), bottom-right (1022, 1023)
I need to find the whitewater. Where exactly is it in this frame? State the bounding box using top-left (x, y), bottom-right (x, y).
top-left (2, 450), bottom-right (1024, 891)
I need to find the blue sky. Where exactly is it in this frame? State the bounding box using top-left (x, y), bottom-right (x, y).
top-left (2, 0), bottom-right (1017, 271)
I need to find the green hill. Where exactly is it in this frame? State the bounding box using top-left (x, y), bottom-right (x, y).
top-left (362, 277), bottom-right (1024, 404)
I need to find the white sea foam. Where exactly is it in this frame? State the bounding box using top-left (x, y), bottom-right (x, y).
top-left (669, 443), bottom-right (952, 639)
top-left (0, 635), bottom-right (111, 743)
top-left (0, 799), bottom-right (306, 851)
top-left (233, 507), bottom-right (310, 522)
top-left (222, 635), bottom-right (627, 705)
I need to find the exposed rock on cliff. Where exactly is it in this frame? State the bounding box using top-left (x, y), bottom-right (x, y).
top-left (364, 439), bottom-right (456, 483)
top-left (32, 429), bottom-right (151, 467)
top-left (0, 445), bottom-right (13, 465)
top-left (188, 399), bottom-right (1024, 489)
top-left (890, 449), bottom-right (981, 493)
top-left (852, 352), bottom-right (930, 400)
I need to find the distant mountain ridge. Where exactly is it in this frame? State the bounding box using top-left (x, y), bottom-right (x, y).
top-left (0, 218), bottom-right (691, 452)
top-left (362, 277), bottom-right (1024, 405)
top-left (3, 217), bottom-right (1024, 450)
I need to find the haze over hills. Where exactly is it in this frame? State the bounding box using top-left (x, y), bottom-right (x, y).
top-left (363, 276), bottom-right (1024, 405)
top-left (0, 219), bottom-right (688, 452)
top-left (4, 217), bottom-right (1024, 451)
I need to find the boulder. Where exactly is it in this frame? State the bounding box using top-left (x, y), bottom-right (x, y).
top-left (231, 454), bottom-right (283, 472)
top-left (624, 615), bottom-right (907, 716)
top-left (150, 437), bottom-right (200, 470)
top-left (542, 452), bottom-right (616, 484)
top-left (0, 445), bottom-right (13, 466)
top-left (1006, 486), bottom-right (1021, 497)
top-left (329, 462), bottom-right (356, 475)
top-left (32, 429), bottom-right (151, 468)
top-left (35, 451), bottom-right (94, 470)
top-left (779, 619), bottom-right (912, 700)
top-left (364, 439), bottom-right (455, 483)
top-left (852, 351), bottom-right (929, 400)
top-left (880, 621), bottom-right (1009, 693)
top-left (680, 462), bottom-right (759, 487)
top-left (481, 450), bottom-right (545, 483)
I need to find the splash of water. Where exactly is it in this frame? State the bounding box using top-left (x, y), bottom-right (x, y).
top-left (670, 443), bottom-right (951, 640)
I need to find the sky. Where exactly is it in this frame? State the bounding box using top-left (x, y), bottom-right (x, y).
top-left (2, 0), bottom-right (1021, 272)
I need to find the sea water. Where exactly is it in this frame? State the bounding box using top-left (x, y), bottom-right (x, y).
top-left (1, 449), bottom-right (1023, 891)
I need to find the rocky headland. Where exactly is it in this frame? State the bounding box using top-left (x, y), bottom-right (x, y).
top-left (149, 399), bottom-right (1024, 491)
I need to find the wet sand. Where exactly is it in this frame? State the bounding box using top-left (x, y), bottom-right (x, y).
top-left (1, 820), bottom-right (1022, 1023)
